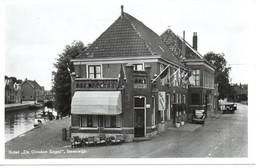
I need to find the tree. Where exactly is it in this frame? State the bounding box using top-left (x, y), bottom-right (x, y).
top-left (204, 52), bottom-right (231, 99)
top-left (53, 41), bottom-right (86, 117)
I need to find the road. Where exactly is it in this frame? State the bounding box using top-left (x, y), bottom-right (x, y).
top-left (5, 103), bottom-right (247, 159)
top-left (140, 103), bottom-right (248, 158)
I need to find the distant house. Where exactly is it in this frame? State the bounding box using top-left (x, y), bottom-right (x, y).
top-left (232, 83), bottom-right (248, 102)
top-left (5, 76), bottom-right (22, 104)
top-left (21, 79), bottom-right (45, 102)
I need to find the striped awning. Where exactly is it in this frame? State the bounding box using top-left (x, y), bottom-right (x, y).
top-left (71, 91), bottom-right (122, 115)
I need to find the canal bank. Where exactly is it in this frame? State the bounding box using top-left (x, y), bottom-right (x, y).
top-left (5, 105), bottom-right (57, 142)
top-left (5, 102), bottom-right (34, 111)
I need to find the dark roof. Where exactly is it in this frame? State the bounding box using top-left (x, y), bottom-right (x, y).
top-left (160, 29), bottom-right (204, 60)
top-left (23, 79), bottom-right (42, 89)
top-left (77, 12), bottom-right (183, 67)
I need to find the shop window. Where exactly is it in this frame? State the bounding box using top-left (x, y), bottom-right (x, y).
top-left (105, 115), bottom-right (121, 128)
top-left (81, 115), bottom-right (98, 127)
top-left (88, 65), bottom-right (101, 79)
top-left (71, 115), bottom-right (79, 126)
top-left (191, 93), bottom-right (200, 105)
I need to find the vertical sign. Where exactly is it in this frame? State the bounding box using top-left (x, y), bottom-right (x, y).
top-left (158, 91), bottom-right (166, 111)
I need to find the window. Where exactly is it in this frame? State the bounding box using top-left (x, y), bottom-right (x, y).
top-left (192, 69), bottom-right (200, 86)
top-left (105, 115), bottom-right (121, 128)
top-left (183, 95), bottom-right (186, 104)
top-left (179, 93), bottom-right (182, 103)
top-left (88, 65), bottom-right (101, 79)
top-left (133, 64), bottom-right (143, 71)
top-left (81, 115), bottom-right (98, 127)
top-left (176, 93), bottom-right (178, 104)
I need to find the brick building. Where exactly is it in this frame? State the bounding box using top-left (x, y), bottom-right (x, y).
top-left (69, 6), bottom-right (214, 141)
top-left (161, 29), bottom-right (215, 119)
top-left (21, 79), bottom-right (45, 102)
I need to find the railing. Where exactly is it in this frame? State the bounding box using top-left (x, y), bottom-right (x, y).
top-left (75, 78), bottom-right (119, 90)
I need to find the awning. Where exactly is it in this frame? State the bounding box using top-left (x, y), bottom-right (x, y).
top-left (71, 91), bottom-right (122, 115)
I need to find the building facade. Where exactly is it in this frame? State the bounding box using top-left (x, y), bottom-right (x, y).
top-left (161, 29), bottom-right (215, 120)
top-left (21, 79), bottom-right (45, 102)
top-left (5, 76), bottom-right (22, 104)
top-left (69, 6), bottom-right (215, 141)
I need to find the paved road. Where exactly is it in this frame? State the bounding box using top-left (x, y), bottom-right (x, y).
top-left (140, 103), bottom-right (248, 158)
top-left (5, 103), bottom-right (247, 159)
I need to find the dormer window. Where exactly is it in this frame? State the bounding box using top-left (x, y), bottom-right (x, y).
top-left (133, 64), bottom-right (143, 71)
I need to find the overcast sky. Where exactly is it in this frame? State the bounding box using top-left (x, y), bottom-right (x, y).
top-left (2, 0), bottom-right (257, 90)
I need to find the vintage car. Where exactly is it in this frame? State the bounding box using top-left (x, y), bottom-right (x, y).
top-left (223, 104), bottom-right (237, 114)
top-left (192, 110), bottom-right (205, 124)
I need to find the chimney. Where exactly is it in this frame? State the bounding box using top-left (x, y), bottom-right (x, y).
top-left (121, 5), bottom-right (124, 17)
top-left (181, 30), bottom-right (186, 58)
top-left (193, 32), bottom-right (198, 50)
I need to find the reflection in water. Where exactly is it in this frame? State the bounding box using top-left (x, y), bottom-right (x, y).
top-left (5, 107), bottom-right (57, 142)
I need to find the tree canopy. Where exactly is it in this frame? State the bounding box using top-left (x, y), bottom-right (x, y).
top-left (204, 52), bottom-right (231, 100)
top-left (53, 41), bottom-right (86, 116)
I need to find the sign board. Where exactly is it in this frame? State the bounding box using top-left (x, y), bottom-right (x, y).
top-left (158, 91), bottom-right (166, 111)
top-left (134, 84), bottom-right (147, 89)
top-left (146, 104), bottom-right (151, 108)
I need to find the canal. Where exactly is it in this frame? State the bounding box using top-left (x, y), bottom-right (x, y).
top-left (5, 107), bottom-right (57, 142)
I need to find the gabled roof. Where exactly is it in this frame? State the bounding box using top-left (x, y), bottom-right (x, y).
top-left (160, 29), bottom-right (204, 60)
top-left (22, 79), bottom-right (42, 89)
top-left (77, 12), bottom-right (184, 67)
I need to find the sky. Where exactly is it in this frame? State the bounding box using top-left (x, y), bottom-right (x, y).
top-left (1, 0), bottom-right (258, 90)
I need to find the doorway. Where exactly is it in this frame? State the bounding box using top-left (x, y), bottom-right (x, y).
top-left (134, 96), bottom-right (146, 137)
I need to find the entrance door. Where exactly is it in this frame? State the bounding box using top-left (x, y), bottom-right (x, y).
top-left (134, 109), bottom-right (144, 137)
top-left (134, 97), bottom-right (145, 137)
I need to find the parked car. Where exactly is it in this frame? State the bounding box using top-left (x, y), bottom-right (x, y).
top-left (192, 110), bottom-right (205, 124)
top-left (223, 104), bottom-right (237, 114)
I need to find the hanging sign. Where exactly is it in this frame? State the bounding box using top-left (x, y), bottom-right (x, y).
top-left (158, 91), bottom-right (166, 111)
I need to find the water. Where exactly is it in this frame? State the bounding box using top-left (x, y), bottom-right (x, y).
top-left (5, 107), bottom-right (57, 142)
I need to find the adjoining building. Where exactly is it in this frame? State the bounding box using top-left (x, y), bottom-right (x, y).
top-left (21, 78), bottom-right (45, 102)
top-left (161, 29), bottom-right (215, 120)
top-left (69, 6), bottom-right (215, 141)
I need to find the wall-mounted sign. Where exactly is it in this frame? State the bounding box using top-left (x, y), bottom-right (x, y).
top-left (158, 91), bottom-right (166, 111)
top-left (146, 104), bottom-right (151, 108)
top-left (134, 84), bottom-right (147, 89)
